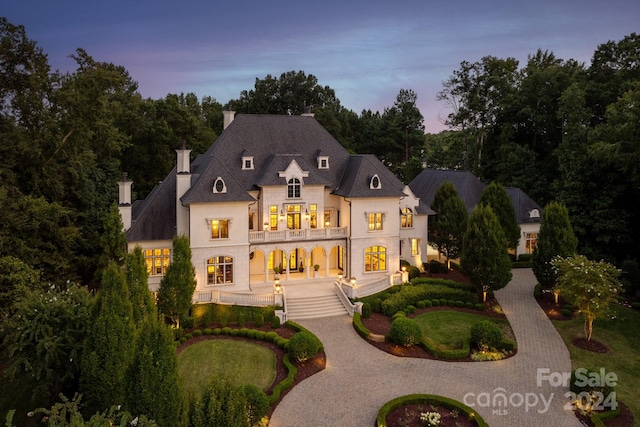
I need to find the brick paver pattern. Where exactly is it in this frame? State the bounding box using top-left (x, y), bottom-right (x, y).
top-left (269, 269), bottom-right (583, 427)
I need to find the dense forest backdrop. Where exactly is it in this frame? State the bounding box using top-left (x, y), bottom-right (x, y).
top-left (1, 18), bottom-right (638, 291)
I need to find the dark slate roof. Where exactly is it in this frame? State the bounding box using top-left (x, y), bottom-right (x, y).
top-left (127, 170), bottom-right (177, 241)
top-left (187, 114), bottom-right (352, 197)
top-left (506, 187), bottom-right (542, 224)
top-left (181, 156), bottom-right (256, 203)
top-left (408, 168), bottom-right (541, 223)
top-left (334, 154), bottom-right (406, 198)
top-left (255, 154), bottom-right (331, 187)
top-left (409, 169), bottom-right (484, 213)
top-left (415, 199), bottom-right (435, 215)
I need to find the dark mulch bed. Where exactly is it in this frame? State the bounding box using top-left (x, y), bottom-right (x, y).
top-left (535, 291), bottom-right (572, 320)
top-left (574, 401), bottom-right (633, 427)
top-left (177, 323), bottom-right (326, 415)
top-left (572, 337), bottom-right (609, 353)
top-left (385, 402), bottom-right (478, 427)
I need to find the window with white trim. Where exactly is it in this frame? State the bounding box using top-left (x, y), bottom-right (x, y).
top-left (317, 156), bottom-right (329, 169)
top-left (401, 207), bottom-right (413, 228)
top-left (242, 156), bottom-right (254, 170)
top-left (213, 177), bottom-right (226, 193)
top-left (411, 239), bottom-right (420, 256)
top-left (364, 246), bottom-right (386, 272)
top-left (287, 178), bottom-right (301, 198)
top-left (367, 212), bottom-right (384, 231)
top-left (525, 232), bottom-right (537, 254)
top-left (370, 174), bottom-right (381, 189)
top-left (207, 256), bottom-right (233, 284)
top-left (211, 219), bottom-right (230, 239)
top-left (144, 248), bottom-right (171, 276)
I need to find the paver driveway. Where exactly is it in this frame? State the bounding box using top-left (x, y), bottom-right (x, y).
top-left (269, 269), bottom-right (583, 427)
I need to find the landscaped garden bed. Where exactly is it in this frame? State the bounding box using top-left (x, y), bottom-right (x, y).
top-left (376, 394), bottom-right (489, 427)
top-left (354, 273), bottom-right (517, 361)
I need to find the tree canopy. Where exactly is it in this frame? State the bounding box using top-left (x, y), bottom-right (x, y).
top-left (428, 182), bottom-right (468, 267)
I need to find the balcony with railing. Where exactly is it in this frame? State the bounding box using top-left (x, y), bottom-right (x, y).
top-left (249, 227), bottom-right (347, 243)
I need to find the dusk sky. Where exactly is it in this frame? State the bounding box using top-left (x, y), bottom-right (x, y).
top-left (5, 1), bottom-right (640, 132)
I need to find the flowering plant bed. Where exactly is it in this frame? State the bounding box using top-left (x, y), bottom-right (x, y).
top-left (377, 394), bottom-right (488, 427)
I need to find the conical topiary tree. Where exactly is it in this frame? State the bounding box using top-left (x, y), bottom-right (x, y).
top-left (428, 181), bottom-right (468, 268)
top-left (479, 181), bottom-right (520, 251)
top-left (157, 235), bottom-right (196, 328)
top-left (532, 201), bottom-right (578, 288)
top-left (461, 205), bottom-right (512, 300)
top-left (125, 245), bottom-right (156, 325)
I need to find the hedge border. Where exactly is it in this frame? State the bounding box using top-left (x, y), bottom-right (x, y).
top-left (375, 394), bottom-right (489, 427)
top-left (591, 405), bottom-right (621, 427)
top-left (353, 312), bottom-right (371, 339)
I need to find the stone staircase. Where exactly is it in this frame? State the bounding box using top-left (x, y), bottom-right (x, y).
top-left (285, 292), bottom-right (348, 320)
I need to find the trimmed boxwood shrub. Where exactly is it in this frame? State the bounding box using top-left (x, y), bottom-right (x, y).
top-left (391, 311), bottom-right (406, 320)
top-left (408, 265), bottom-right (421, 280)
top-left (423, 300), bottom-right (433, 308)
top-left (376, 394), bottom-right (489, 427)
top-left (498, 339), bottom-right (516, 352)
top-left (184, 333), bottom-right (193, 340)
top-left (362, 302), bottom-right (372, 319)
top-left (254, 313), bottom-right (264, 328)
top-left (255, 331), bottom-right (266, 341)
top-left (562, 304), bottom-right (574, 312)
top-left (181, 316), bottom-right (195, 329)
top-left (388, 317), bottom-right (422, 347)
top-left (247, 329), bottom-right (257, 339)
top-left (212, 328), bottom-right (221, 335)
top-left (221, 327), bottom-right (232, 335)
top-left (353, 312), bottom-right (371, 339)
top-left (179, 336), bottom-right (187, 344)
top-left (242, 384), bottom-right (269, 426)
top-left (230, 329), bottom-right (239, 336)
top-left (276, 338), bottom-right (288, 349)
top-left (371, 298), bottom-right (383, 313)
top-left (416, 300), bottom-right (426, 309)
top-left (284, 321), bottom-right (324, 352)
top-left (270, 316), bottom-right (281, 329)
top-left (534, 283), bottom-right (542, 298)
top-left (431, 298), bottom-right (440, 306)
top-left (420, 338), bottom-right (470, 360)
top-left (474, 303), bottom-right (485, 311)
top-left (267, 353), bottom-right (297, 405)
top-left (265, 331), bottom-right (278, 342)
top-left (405, 305), bottom-right (416, 314)
top-left (561, 308), bottom-right (573, 317)
top-left (239, 328), bottom-right (249, 337)
top-left (464, 302), bottom-right (474, 309)
top-left (288, 331), bottom-right (321, 362)
top-left (470, 320), bottom-right (503, 351)
top-left (193, 329), bottom-right (203, 337)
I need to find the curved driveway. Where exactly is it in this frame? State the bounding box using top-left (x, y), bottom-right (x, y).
top-left (269, 269), bottom-right (582, 427)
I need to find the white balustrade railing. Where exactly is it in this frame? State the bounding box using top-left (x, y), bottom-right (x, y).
top-left (192, 290), bottom-right (275, 307)
top-left (334, 281), bottom-right (356, 316)
top-left (248, 227), bottom-right (347, 243)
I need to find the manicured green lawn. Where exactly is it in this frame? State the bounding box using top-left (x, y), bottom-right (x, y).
top-left (413, 310), bottom-right (513, 349)
top-left (552, 304), bottom-right (640, 426)
top-left (177, 339), bottom-right (276, 395)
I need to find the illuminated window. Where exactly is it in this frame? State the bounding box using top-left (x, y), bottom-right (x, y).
top-left (310, 204), bottom-right (318, 228)
top-left (364, 246), bottom-right (387, 272)
top-left (401, 207), bottom-right (413, 228)
top-left (144, 248), bottom-right (171, 276)
top-left (270, 205), bottom-right (278, 231)
top-left (411, 239), bottom-right (420, 256)
top-left (367, 213), bottom-right (383, 231)
top-left (211, 219), bottom-right (229, 239)
top-left (287, 205), bottom-right (301, 230)
top-left (207, 256), bottom-right (233, 285)
top-left (287, 178), bottom-right (301, 198)
top-left (525, 232), bottom-right (538, 254)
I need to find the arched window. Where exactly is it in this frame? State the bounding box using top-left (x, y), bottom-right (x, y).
top-left (287, 178), bottom-right (301, 198)
top-left (213, 177), bottom-right (226, 193)
top-left (401, 207), bottom-right (413, 228)
top-left (370, 174), bottom-right (381, 190)
top-left (207, 256), bottom-right (233, 285)
top-left (364, 246), bottom-right (386, 272)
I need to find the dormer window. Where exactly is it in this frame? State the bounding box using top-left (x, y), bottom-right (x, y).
top-left (213, 177), bottom-right (227, 194)
top-left (287, 178), bottom-right (301, 198)
top-left (317, 156), bottom-right (329, 169)
top-left (370, 174), bottom-right (381, 190)
top-left (529, 209), bottom-right (540, 219)
top-left (242, 156), bottom-right (254, 170)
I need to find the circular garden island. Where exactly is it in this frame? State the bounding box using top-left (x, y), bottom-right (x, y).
top-left (377, 394), bottom-right (489, 427)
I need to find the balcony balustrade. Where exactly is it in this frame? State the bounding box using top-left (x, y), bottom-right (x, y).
top-left (249, 227), bottom-right (347, 243)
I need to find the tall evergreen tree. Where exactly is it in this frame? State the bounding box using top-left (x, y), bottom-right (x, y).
top-left (157, 235), bottom-right (196, 328)
top-left (532, 201), bottom-right (578, 288)
top-left (124, 316), bottom-right (182, 426)
top-left (478, 181), bottom-right (520, 250)
top-left (461, 205), bottom-right (512, 299)
top-left (80, 262), bottom-right (135, 416)
top-left (428, 182), bottom-right (468, 268)
top-left (125, 246), bottom-right (155, 325)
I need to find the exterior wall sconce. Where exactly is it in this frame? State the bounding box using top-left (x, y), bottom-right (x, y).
top-left (279, 210), bottom-right (285, 221)
top-left (304, 209), bottom-right (310, 220)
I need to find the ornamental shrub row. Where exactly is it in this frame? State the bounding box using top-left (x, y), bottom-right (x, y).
top-left (381, 284), bottom-right (478, 315)
top-left (352, 312), bottom-right (371, 339)
top-left (420, 337), bottom-right (470, 360)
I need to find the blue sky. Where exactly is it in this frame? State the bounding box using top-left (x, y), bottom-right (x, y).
top-left (5, 0), bottom-right (639, 132)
